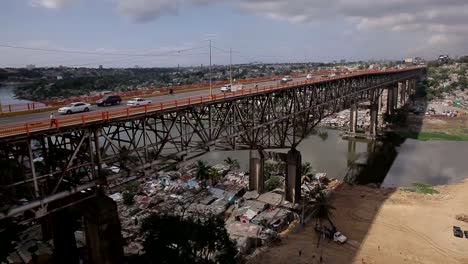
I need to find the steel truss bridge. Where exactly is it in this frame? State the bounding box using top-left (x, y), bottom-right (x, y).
top-left (0, 67), bottom-right (426, 219)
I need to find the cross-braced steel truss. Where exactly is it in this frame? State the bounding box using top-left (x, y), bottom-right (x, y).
top-left (0, 68), bottom-right (425, 219)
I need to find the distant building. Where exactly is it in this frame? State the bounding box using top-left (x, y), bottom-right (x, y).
top-left (404, 58), bottom-right (413, 64)
top-left (413, 57), bottom-right (424, 65)
top-left (438, 55), bottom-right (449, 63)
top-left (99, 65), bottom-right (103, 69)
top-left (56, 75), bottom-right (63, 80)
top-left (26, 64), bottom-right (35, 70)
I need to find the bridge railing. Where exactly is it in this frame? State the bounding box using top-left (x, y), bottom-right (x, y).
top-left (0, 66), bottom-right (425, 138)
top-left (0, 102), bottom-right (50, 114)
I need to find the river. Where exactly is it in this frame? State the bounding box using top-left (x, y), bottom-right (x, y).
top-left (0, 85), bottom-right (35, 105)
top-left (197, 128), bottom-right (468, 187)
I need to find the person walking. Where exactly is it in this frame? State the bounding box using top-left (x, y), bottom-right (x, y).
top-left (50, 112), bottom-right (57, 127)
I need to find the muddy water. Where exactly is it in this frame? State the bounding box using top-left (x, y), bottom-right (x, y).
top-left (197, 129), bottom-right (468, 187)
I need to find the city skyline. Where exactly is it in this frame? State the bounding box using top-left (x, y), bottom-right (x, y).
top-left (1, 0), bottom-right (467, 67)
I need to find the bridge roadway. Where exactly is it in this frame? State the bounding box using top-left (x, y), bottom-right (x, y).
top-left (0, 66), bottom-right (425, 220)
top-left (0, 77), bottom-right (306, 125)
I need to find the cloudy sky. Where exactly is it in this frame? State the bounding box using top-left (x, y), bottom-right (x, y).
top-left (1, 0), bottom-right (468, 67)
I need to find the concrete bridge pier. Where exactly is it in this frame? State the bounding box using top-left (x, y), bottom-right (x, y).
top-left (81, 193), bottom-right (124, 264)
top-left (369, 103), bottom-right (379, 136)
top-left (249, 149), bottom-right (265, 193)
top-left (52, 209), bottom-right (79, 264)
top-left (285, 148), bottom-right (302, 203)
top-left (395, 83), bottom-right (401, 108)
top-left (386, 87), bottom-right (395, 115)
top-left (349, 103), bottom-right (358, 133)
top-left (399, 82), bottom-right (406, 105)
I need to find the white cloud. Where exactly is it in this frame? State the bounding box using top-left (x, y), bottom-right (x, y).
top-left (30, 0), bottom-right (77, 9)
top-left (429, 34), bottom-right (450, 45)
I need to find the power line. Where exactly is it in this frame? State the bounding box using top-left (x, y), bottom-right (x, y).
top-left (0, 44), bottom-right (206, 57)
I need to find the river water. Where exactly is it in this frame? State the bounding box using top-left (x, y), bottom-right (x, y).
top-left (198, 128), bottom-right (468, 187)
top-left (0, 85), bottom-right (35, 105)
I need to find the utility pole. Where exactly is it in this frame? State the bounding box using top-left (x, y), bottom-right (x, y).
top-left (209, 40), bottom-right (212, 97)
top-left (230, 48), bottom-right (233, 86)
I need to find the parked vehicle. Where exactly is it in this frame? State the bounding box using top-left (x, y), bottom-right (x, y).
top-left (96, 95), bottom-right (122, 106)
top-left (280, 76), bottom-right (293, 83)
top-left (464, 230), bottom-right (468, 239)
top-left (333, 232), bottom-right (348, 244)
top-left (127, 98), bottom-right (152, 106)
top-left (306, 74), bottom-right (314, 80)
top-left (453, 226), bottom-right (463, 238)
top-left (58, 102), bottom-right (91, 114)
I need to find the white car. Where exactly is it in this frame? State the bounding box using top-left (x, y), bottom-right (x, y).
top-left (281, 76), bottom-right (293, 83)
top-left (127, 98), bottom-right (152, 106)
top-left (220, 84), bottom-right (231, 92)
top-left (306, 74), bottom-right (314, 79)
top-left (58, 102), bottom-right (91, 114)
top-left (333, 232), bottom-right (347, 244)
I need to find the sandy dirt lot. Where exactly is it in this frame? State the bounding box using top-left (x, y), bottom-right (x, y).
top-left (251, 179), bottom-right (468, 264)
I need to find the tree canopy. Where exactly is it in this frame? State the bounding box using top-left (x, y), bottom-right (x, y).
top-left (133, 214), bottom-right (237, 264)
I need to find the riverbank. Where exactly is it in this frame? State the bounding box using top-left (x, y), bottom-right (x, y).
top-left (251, 179), bottom-right (468, 264)
top-left (395, 114), bottom-right (468, 141)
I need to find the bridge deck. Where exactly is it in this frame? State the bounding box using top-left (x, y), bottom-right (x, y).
top-left (0, 66), bottom-right (425, 140)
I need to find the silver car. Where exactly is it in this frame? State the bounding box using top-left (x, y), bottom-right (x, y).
top-left (57, 102), bottom-right (91, 114)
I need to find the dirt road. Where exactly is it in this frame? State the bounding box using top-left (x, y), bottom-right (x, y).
top-left (251, 180), bottom-right (468, 264)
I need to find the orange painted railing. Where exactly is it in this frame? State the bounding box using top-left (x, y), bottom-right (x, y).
top-left (0, 102), bottom-right (49, 114)
top-left (0, 66), bottom-right (424, 138)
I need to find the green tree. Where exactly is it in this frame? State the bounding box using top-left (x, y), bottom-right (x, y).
top-left (318, 130), bottom-right (329, 141)
top-left (195, 160), bottom-right (210, 186)
top-left (265, 176), bottom-right (282, 191)
top-left (134, 214), bottom-right (237, 264)
top-left (301, 162), bottom-right (313, 178)
top-left (208, 167), bottom-right (221, 185)
top-left (223, 157), bottom-right (240, 171)
top-left (122, 182), bottom-right (140, 205)
top-left (311, 191), bottom-right (336, 229)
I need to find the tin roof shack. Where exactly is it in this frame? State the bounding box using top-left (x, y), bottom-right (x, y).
top-left (226, 222), bottom-right (263, 254)
top-left (251, 207), bottom-right (293, 232)
top-left (234, 200), bottom-right (268, 223)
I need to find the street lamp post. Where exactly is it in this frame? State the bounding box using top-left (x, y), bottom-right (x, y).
top-left (230, 48), bottom-right (233, 86)
top-left (209, 40), bottom-right (212, 97)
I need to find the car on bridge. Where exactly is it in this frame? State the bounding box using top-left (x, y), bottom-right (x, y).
top-left (96, 95), bottom-right (122, 106)
top-left (58, 102), bottom-right (91, 114)
top-left (127, 98), bottom-right (152, 106)
top-left (280, 76), bottom-right (293, 83)
top-left (220, 84), bottom-right (232, 92)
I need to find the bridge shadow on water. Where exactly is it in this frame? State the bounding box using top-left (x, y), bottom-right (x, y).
top-left (252, 85), bottom-right (428, 264)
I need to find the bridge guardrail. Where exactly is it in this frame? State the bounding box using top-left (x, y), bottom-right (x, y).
top-left (0, 102), bottom-right (50, 114)
top-left (0, 66), bottom-right (425, 138)
top-left (0, 70), bottom-right (344, 114)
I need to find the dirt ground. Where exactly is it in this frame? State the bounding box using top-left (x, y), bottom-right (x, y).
top-left (250, 179), bottom-right (468, 264)
top-left (407, 115), bottom-right (468, 133)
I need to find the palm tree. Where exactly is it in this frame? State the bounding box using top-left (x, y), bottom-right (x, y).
top-left (310, 191), bottom-right (336, 229)
top-left (223, 157), bottom-right (240, 171)
top-left (208, 167), bottom-right (221, 185)
top-left (195, 160), bottom-right (210, 186)
top-left (300, 162), bottom-right (314, 224)
top-left (302, 162), bottom-right (313, 178)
